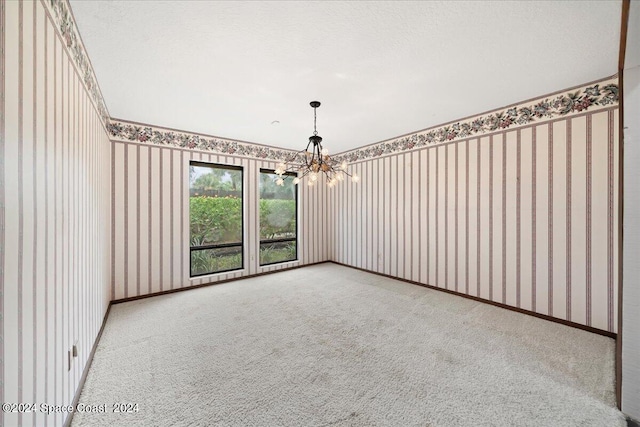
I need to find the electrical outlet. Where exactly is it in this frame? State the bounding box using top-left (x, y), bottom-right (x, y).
top-left (72, 344), bottom-right (78, 358)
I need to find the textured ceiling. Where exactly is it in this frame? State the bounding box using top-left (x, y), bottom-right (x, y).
top-left (70, 1), bottom-right (621, 152)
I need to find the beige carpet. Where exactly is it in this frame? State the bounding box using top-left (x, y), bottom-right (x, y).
top-left (72, 263), bottom-right (625, 426)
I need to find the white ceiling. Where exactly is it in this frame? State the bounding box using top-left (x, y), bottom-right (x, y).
top-left (70, 0), bottom-right (622, 153)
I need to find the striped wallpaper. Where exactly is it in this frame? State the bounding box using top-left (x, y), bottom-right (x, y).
top-left (110, 138), bottom-right (330, 301)
top-left (331, 108), bottom-right (619, 333)
top-left (2, 2), bottom-right (112, 427)
top-left (0, 2), bottom-right (625, 426)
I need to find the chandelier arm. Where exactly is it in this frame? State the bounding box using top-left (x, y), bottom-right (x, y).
top-left (319, 144), bottom-right (327, 167)
top-left (306, 142), bottom-right (315, 168)
top-left (311, 145), bottom-right (318, 168)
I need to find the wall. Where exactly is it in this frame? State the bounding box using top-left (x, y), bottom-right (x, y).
top-left (109, 121), bottom-right (330, 300)
top-left (332, 78), bottom-right (620, 333)
top-left (1, 1), bottom-right (112, 426)
top-left (622, 0), bottom-right (640, 419)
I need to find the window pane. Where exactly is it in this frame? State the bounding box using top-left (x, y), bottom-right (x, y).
top-left (260, 241), bottom-right (297, 265)
top-left (191, 247), bottom-right (242, 276)
top-left (260, 170), bottom-right (298, 266)
top-left (190, 162), bottom-right (243, 276)
top-left (259, 172), bottom-right (296, 240)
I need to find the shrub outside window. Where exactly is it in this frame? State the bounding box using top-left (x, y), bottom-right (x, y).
top-left (189, 162), bottom-right (243, 276)
top-left (259, 170), bottom-right (298, 266)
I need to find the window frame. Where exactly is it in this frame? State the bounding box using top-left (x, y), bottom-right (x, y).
top-left (189, 161), bottom-right (244, 277)
top-left (259, 168), bottom-right (299, 267)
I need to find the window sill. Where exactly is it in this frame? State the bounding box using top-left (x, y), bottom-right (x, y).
top-left (259, 260), bottom-right (299, 270)
top-left (189, 268), bottom-right (247, 282)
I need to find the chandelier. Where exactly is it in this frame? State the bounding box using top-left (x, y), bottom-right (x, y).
top-left (274, 101), bottom-right (359, 188)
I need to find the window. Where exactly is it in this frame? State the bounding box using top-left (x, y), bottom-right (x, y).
top-left (259, 169), bottom-right (298, 265)
top-left (189, 162), bottom-right (243, 276)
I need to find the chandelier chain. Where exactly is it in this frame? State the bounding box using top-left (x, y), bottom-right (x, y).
top-left (313, 107), bottom-right (318, 136)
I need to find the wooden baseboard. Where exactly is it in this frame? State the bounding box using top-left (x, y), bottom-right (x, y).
top-left (112, 260), bottom-right (330, 305)
top-left (330, 261), bottom-right (616, 339)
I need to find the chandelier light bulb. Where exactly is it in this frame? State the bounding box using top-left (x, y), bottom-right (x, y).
top-left (310, 172), bottom-right (318, 182)
top-left (307, 180), bottom-right (314, 186)
top-left (276, 178), bottom-right (284, 186)
top-left (340, 161), bottom-right (348, 170)
top-left (321, 148), bottom-right (329, 156)
top-left (336, 174), bottom-right (344, 182)
top-left (292, 177), bottom-right (300, 185)
top-left (351, 174), bottom-right (360, 183)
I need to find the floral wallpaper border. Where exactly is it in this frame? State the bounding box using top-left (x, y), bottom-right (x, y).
top-left (335, 78), bottom-right (618, 163)
top-left (45, 0), bottom-right (110, 124)
top-left (108, 120), bottom-right (303, 162)
top-left (109, 78), bottom-right (618, 164)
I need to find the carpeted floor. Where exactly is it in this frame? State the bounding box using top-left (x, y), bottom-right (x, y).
top-left (72, 263), bottom-right (625, 426)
